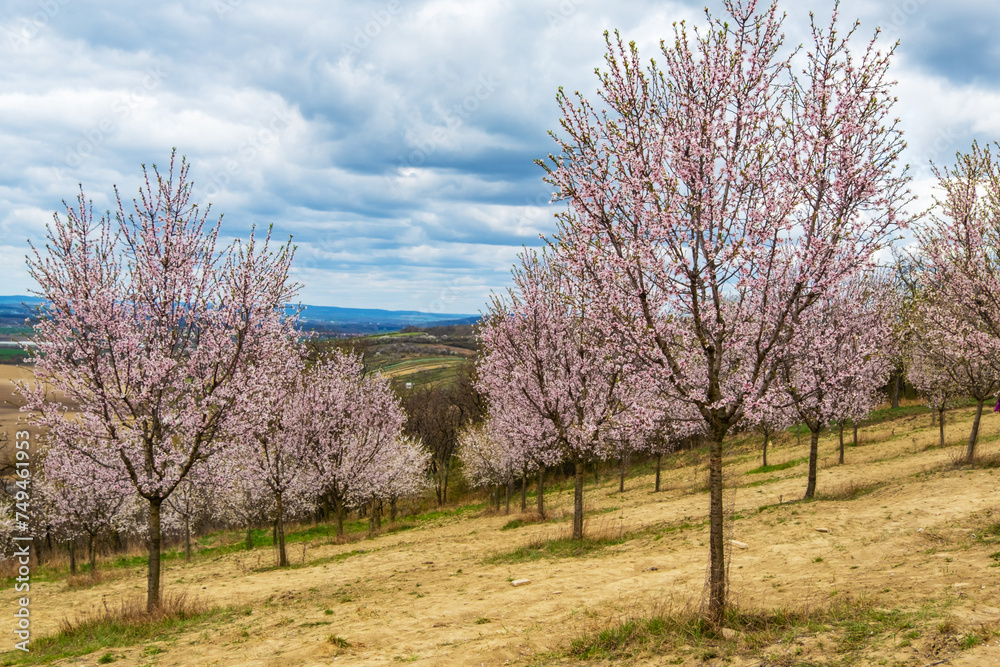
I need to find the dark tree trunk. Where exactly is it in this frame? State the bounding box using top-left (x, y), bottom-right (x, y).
top-left (618, 456), bottom-right (626, 493)
top-left (520, 466), bottom-right (527, 512)
top-left (804, 428), bottom-right (820, 500)
top-left (891, 373), bottom-right (901, 409)
top-left (965, 398), bottom-right (986, 463)
top-left (390, 499), bottom-right (398, 522)
top-left (246, 524), bottom-right (254, 551)
top-left (184, 515), bottom-right (192, 562)
top-left (147, 497), bottom-right (163, 613)
top-left (68, 539), bottom-right (76, 575)
top-left (654, 454), bottom-right (662, 492)
top-left (275, 492), bottom-right (288, 567)
top-left (333, 494), bottom-right (346, 537)
top-left (573, 460), bottom-right (585, 540)
top-left (536, 466), bottom-right (545, 518)
top-left (838, 421), bottom-right (845, 465)
top-left (442, 465), bottom-right (449, 505)
top-left (505, 480), bottom-right (511, 515)
top-left (368, 498), bottom-right (377, 536)
top-left (88, 534), bottom-right (96, 573)
top-left (853, 422), bottom-right (858, 448)
top-left (594, 461), bottom-right (599, 485)
top-left (762, 432), bottom-right (770, 468)
top-left (707, 428), bottom-right (726, 626)
top-left (938, 407), bottom-right (946, 448)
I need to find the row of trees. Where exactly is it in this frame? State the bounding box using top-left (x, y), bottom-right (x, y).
top-left (471, 0), bottom-right (912, 624)
top-left (14, 154), bottom-right (429, 611)
top-left (464, 0), bottom-right (995, 626)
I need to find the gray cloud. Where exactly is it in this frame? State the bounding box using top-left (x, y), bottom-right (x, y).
top-left (0, 0), bottom-right (994, 309)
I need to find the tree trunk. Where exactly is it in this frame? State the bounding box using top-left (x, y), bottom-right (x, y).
top-left (275, 492), bottom-right (288, 567)
top-left (762, 432), bottom-right (769, 468)
top-left (536, 466), bottom-right (545, 519)
top-left (938, 407), bottom-right (946, 448)
top-left (594, 461), bottom-right (599, 485)
top-left (838, 421), bottom-right (845, 465)
top-left (892, 373), bottom-right (901, 409)
top-left (505, 480), bottom-right (511, 515)
top-left (333, 494), bottom-right (346, 537)
top-left (573, 460), bottom-right (584, 540)
top-left (707, 429), bottom-right (726, 626)
top-left (184, 515), bottom-right (192, 562)
top-left (375, 500), bottom-right (382, 531)
top-left (147, 497), bottom-right (163, 613)
top-left (390, 499), bottom-right (398, 522)
top-left (654, 454), bottom-right (662, 493)
top-left (442, 464), bottom-right (449, 506)
top-left (520, 467), bottom-right (527, 512)
top-left (246, 524), bottom-right (254, 550)
top-left (965, 398), bottom-right (985, 463)
top-left (853, 422), bottom-right (858, 448)
top-left (804, 428), bottom-right (820, 500)
top-left (618, 456), bottom-right (626, 493)
top-left (88, 534), bottom-right (96, 573)
top-left (69, 539), bottom-right (76, 575)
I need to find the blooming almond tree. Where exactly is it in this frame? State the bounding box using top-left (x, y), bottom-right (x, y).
top-left (773, 274), bottom-right (893, 499)
top-left (18, 152), bottom-right (298, 611)
top-left (478, 252), bottom-right (652, 540)
top-left (38, 444), bottom-right (133, 573)
top-left (917, 142), bottom-right (1000, 460)
top-left (906, 320), bottom-right (962, 448)
top-left (225, 332), bottom-right (320, 566)
top-left (458, 420), bottom-right (522, 513)
top-left (541, 2), bottom-right (910, 620)
top-left (289, 350), bottom-right (410, 536)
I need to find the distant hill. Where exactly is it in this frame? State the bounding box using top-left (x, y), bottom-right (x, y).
top-left (295, 304), bottom-right (479, 335)
top-left (0, 296), bottom-right (44, 325)
top-left (0, 296), bottom-right (478, 335)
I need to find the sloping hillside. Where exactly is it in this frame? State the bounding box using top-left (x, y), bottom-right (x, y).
top-left (3, 402), bottom-right (1000, 666)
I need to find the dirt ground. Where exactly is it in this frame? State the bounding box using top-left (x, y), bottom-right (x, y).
top-left (4, 361), bottom-right (1000, 665)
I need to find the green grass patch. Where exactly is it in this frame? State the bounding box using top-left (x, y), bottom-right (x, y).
top-left (410, 502), bottom-right (487, 523)
top-left (561, 594), bottom-right (932, 664)
top-left (483, 535), bottom-right (626, 565)
top-left (745, 458), bottom-right (806, 475)
top-left (817, 480), bottom-right (886, 502)
top-left (501, 519), bottom-right (526, 531)
top-left (0, 594), bottom-right (244, 666)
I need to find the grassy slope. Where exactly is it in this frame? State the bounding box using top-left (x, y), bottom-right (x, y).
top-left (3, 402), bottom-right (1000, 666)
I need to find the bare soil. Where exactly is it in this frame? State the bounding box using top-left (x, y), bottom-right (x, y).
top-left (4, 362), bottom-right (1000, 666)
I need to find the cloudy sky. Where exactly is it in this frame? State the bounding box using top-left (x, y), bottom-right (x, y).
top-left (0, 0), bottom-right (997, 314)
